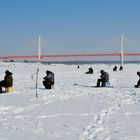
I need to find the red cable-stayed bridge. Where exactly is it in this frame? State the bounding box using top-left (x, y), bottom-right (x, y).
top-left (0, 53), bottom-right (140, 59)
top-left (1, 35), bottom-right (140, 64)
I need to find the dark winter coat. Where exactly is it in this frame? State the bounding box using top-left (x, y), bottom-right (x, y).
top-left (4, 73), bottom-right (13, 87)
top-left (43, 71), bottom-right (55, 84)
top-left (113, 66), bottom-right (117, 71)
top-left (119, 66), bottom-right (123, 71)
top-left (100, 70), bottom-right (109, 82)
top-left (85, 67), bottom-right (93, 74)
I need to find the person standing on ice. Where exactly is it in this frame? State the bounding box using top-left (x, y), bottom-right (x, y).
top-left (96, 70), bottom-right (109, 87)
top-left (43, 70), bottom-right (55, 89)
top-left (0, 70), bottom-right (13, 93)
top-left (134, 71), bottom-right (140, 88)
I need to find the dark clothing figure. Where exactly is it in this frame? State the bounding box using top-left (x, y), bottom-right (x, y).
top-left (43, 71), bottom-right (55, 89)
top-left (113, 66), bottom-right (117, 71)
top-left (77, 65), bottom-right (80, 69)
top-left (0, 70), bottom-right (13, 93)
top-left (119, 66), bottom-right (123, 71)
top-left (135, 71), bottom-right (140, 88)
top-left (85, 67), bottom-right (93, 74)
top-left (96, 70), bottom-right (109, 87)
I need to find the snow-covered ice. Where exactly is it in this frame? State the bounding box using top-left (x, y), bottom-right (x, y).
top-left (0, 62), bottom-right (140, 140)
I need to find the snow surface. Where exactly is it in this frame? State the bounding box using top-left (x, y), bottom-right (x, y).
top-left (0, 62), bottom-right (140, 140)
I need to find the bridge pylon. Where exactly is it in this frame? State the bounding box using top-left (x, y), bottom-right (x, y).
top-left (120, 34), bottom-right (124, 66)
top-left (38, 36), bottom-right (42, 62)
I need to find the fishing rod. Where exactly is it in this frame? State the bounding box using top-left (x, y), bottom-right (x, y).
top-left (36, 68), bottom-right (39, 98)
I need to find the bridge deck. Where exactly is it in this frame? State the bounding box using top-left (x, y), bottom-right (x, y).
top-left (0, 53), bottom-right (140, 59)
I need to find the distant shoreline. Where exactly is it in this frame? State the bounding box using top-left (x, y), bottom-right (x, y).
top-left (2, 60), bottom-right (140, 64)
top-left (46, 60), bottom-right (140, 64)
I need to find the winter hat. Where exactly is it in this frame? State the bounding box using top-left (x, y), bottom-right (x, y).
top-left (46, 70), bottom-right (50, 74)
top-left (137, 71), bottom-right (140, 75)
top-left (5, 70), bottom-right (12, 75)
top-left (100, 70), bottom-right (104, 73)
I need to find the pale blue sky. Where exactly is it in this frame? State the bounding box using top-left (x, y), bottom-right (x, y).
top-left (0, 0), bottom-right (140, 56)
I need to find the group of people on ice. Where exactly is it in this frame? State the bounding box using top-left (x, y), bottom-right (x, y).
top-left (113, 66), bottom-right (123, 71)
top-left (43, 67), bottom-right (140, 88)
top-left (0, 65), bottom-right (140, 93)
top-left (84, 65), bottom-right (140, 88)
top-left (96, 68), bottom-right (140, 88)
top-left (0, 69), bottom-right (55, 93)
top-left (42, 68), bottom-right (109, 89)
top-left (40, 68), bottom-right (140, 88)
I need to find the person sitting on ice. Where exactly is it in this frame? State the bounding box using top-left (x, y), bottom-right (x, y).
top-left (85, 67), bottom-right (93, 74)
top-left (96, 70), bottom-right (109, 87)
top-left (134, 71), bottom-right (140, 88)
top-left (43, 70), bottom-right (55, 89)
top-left (0, 70), bottom-right (13, 93)
top-left (113, 66), bottom-right (117, 71)
top-left (119, 66), bottom-right (123, 71)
